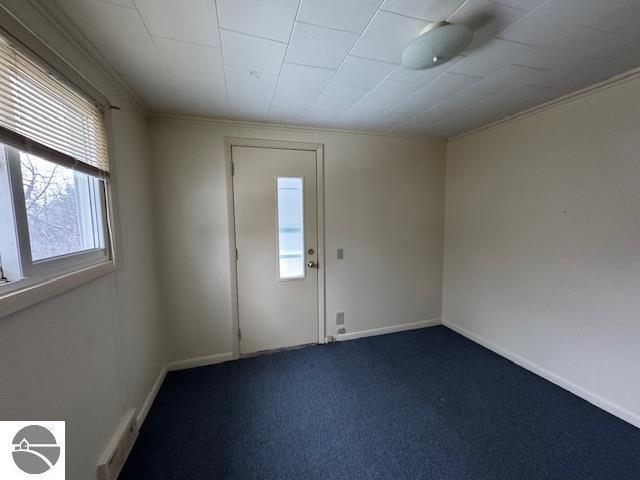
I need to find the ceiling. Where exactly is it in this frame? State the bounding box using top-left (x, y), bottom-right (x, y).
top-left (54, 0), bottom-right (640, 138)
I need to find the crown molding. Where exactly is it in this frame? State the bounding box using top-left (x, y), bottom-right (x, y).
top-left (151, 113), bottom-right (448, 144)
top-left (23, 0), bottom-right (150, 116)
top-left (449, 65), bottom-right (640, 143)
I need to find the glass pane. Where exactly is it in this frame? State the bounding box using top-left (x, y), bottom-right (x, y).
top-left (19, 152), bottom-right (105, 261)
top-left (277, 177), bottom-right (304, 280)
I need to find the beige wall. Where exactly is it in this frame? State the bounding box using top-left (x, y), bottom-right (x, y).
top-left (0, 2), bottom-right (166, 479)
top-left (444, 75), bottom-right (640, 427)
top-left (150, 118), bottom-right (446, 362)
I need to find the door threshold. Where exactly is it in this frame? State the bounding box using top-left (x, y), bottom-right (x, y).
top-left (240, 342), bottom-right (318, 359)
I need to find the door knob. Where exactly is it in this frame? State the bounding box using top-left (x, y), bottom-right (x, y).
top-left (307, 260), bottom-right (317, 269)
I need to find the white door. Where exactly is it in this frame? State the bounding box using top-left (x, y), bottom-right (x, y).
top-left (232, 146), bottom-right (319, 355)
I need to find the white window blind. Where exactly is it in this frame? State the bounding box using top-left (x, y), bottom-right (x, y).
top-left (0, 33), bottom-right (109, 177)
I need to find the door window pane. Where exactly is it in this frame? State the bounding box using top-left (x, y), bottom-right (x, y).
top-left (20, 152), bottom-right (105, 261)
top-left (277, 177), bottom-right (304, 280)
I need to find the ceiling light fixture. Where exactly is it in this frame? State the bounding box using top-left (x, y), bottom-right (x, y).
top-left (401, 21), bottom-right (473, 70)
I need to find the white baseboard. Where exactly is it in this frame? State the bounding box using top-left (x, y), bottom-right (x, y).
top-left (443, 318), bottom-right (640, 429)
top-left (136, 366), bottom-right (167, 428)
top-left (167, 352), bottom-right (233, 371)
top-left (335, 318), bottom-right (441, 342)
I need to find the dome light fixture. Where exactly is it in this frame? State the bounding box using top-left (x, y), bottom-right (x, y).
top-left (401, 21), bottom-right (473, 70)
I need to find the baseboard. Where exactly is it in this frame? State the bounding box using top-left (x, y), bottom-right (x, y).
top-left (167, 352), bottom-right (234, 371)
top-left (136, 366), bottom-right (167, 428)
top-left (335, 318), bottom-right (441, 342)
top-left (443, 318), bottom-right (640, 429)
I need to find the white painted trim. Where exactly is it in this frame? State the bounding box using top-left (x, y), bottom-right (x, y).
top-left (443, 318), bottom-right (640, 429)
top-left (335, 318), bottom-right (441, 342)
top-left (136, 366), bottom-right (167, 428)
top-left (167, 352), bottom-right (233, 372)
top-left (449, 65), bottom-right (640, 142)
top-left (0, 260), bottom-right (115, 318)
top-left (153, 113), bottom-right (446, 143)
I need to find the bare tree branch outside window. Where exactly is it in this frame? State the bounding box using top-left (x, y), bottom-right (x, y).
top-left (20, 153), bottom-right (82, 260)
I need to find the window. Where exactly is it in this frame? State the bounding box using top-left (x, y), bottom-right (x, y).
top-left (0, 30), bottom-right (111, 294)
top-left (277, 177), bottom-right (304, 280)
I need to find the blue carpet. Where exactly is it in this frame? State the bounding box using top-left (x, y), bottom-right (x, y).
top-left (120, 326), bottom-right (640, 479)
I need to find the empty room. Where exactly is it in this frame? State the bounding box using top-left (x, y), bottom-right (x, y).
top-left (0, 0), bottom-right (639, 479)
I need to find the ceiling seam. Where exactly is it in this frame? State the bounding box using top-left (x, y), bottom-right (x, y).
top-left (213, 0), bottom-right (230, 102)
top-left (264, 0), bottom-right (303, 123)
top-left (301, 0), bottom-right (392, 126)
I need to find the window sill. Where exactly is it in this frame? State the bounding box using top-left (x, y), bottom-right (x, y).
top-left (0, 261), bottom-right (115, 319)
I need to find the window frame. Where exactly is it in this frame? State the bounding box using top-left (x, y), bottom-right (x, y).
top-left (0, 13), bottom-right (121, 318)
top-left (4, 145), bottom-right (111, 278)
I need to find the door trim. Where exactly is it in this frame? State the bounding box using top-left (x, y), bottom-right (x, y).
top-left (224, 137), bottom-right (326, 359)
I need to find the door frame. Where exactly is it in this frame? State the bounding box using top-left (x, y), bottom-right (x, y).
top-left (224, 137), bottom-right (326, 359)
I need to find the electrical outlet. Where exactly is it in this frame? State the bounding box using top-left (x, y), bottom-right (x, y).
top-left (337, 327), bottom-right (346, 334)
top-left (336, 312), bottom-right (344, 325)
top-left (337, 248), bottom-right (344, 259)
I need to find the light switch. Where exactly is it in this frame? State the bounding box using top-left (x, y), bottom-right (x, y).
top-left (336, 312), bottom-right (344, 325)
top-left (337, 248), bottom-right (344, 259)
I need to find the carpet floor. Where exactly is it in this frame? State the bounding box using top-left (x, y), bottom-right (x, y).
top-left (120, 326), bottom-right (640, 479)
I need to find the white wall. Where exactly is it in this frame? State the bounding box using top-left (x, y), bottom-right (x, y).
top-left (150, 117), bottom-right (446, 362)
top-left (443, 74), bottom-right (640, 427)
top-left (0, 2), bottom-right (166, 478)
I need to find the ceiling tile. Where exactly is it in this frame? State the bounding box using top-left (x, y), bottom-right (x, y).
top-left (131, 73), bottom-right (228, 115)
top-left (220, 30), bottom-right (286, 75)
top-left (592, 28), bottom-right (640, 68)
top-left (490, 0), bottom-right (545, 11)
top-left (95, 41), bottom-right (169, 87)
top-left (298, 0), bottom-right (382, 34)
top-left (155, 37), bottom-right (224, 78)
top-left (340, 99), bottom-right (389, 122)
top-left (56, 0), bottom-right (156, 50)
top-left (135, 0), bottom-right (219, 46)
top-left (500, 0), bottom-right (622, 47)
top-left (355, 79), bottom-right (422, 111)
top-left (515, 26), bottom-right (622, 70)
top-left (388, 56), bottom-right (462, 84)
top-left (332, 56), bottom-right (397, 89)
top-left (217, 0), bottom-right (299, 42)
top-left (286, 22), bottom-right (359, 69)
top-left (225, 67), bottom-right (277, 120)
top-left (470, 64), bottom-right (550, 94)
top-left (98, 0), bottom-right (135, 7)
top-left (488, 83), bottom-right (556, 114)
top-left (277, 63), bottom-right (336, 95)
top-left (448, 39), bottom-right (535, 77)
top-left (268, 88), bottom-right (319, 122)
top-left (392, 94), bottom-right (440, 115)
top-left (306, 101), bottom-right (352, 120)
top-left (380, 0), bottom-right (466, 21)
top-left (448, 0), bottom-right (529, 50)
top-left (317, 84), bottom-right (369, 106)
top-left (589, 0), bottom-right (640, 35)
top-left (352, 11), bottom-right (427, 64)
top-left (361, 115), bottom-right (398, 134)
top-left (545, 56), bottom-right (622, 94)
top-left (414, 72), bottom-right (482, 103)
top-left (55, 0), bottom-right (640, 138)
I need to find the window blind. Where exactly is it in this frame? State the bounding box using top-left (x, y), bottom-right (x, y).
top-left (0, 33), bottom-right (109, 177)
